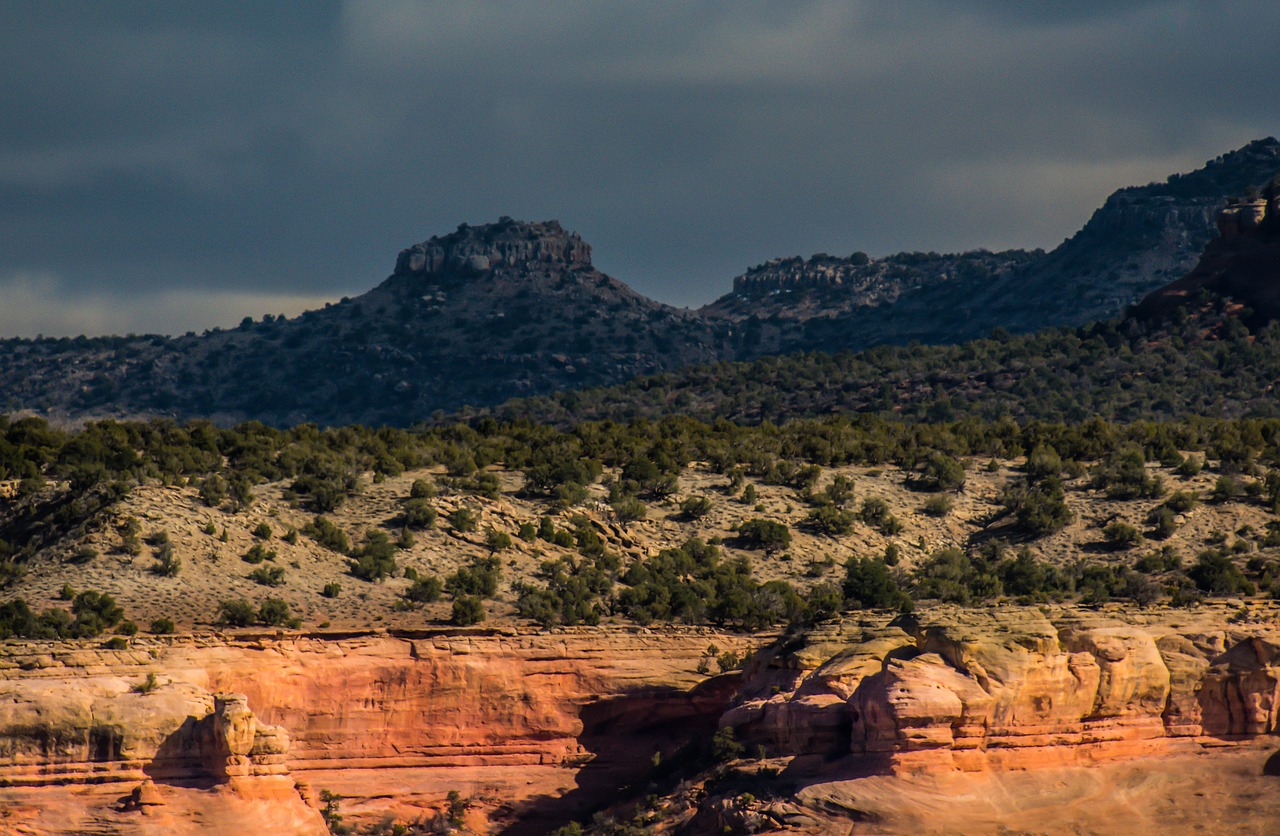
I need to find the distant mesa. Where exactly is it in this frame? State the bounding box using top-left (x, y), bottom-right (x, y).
top-left (393, 217), bottom-right (592, 277)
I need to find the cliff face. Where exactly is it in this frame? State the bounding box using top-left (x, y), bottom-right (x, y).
top-left (726, 605), bottom-right (1280, 771)
top-left (0, 627), bottom-right (759, 834)
top-left (3, 610), bottom-right (1280, 832)
top-left (1135, 190), bottom-right (1280, 326)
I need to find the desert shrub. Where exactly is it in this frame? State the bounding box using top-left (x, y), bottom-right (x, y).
top-left (199, 474), bottom-right (227, 507)
top-left (151, 542), bottom-right (181, 577)
top-left (404, 576), bottom-right (443, 604)
top-left (736, 518), bottom-right (791, 552)
top-left (611, 496), bottom-right (647, 525)
top-left (1211, 475), bottom-right (1243, 503)
top-left (400, 498), bottom-right (438, 530)
top-left (485, 528), bottom-right (512, 553)
top-left (1091, 447), bottom-right (1164, 500)
top-left (409, 478), bottom-right (437, 499)
top-left (447, 507), bottom-right (478, 533)
top-left (922, 495), bottom-right (954, 517)
top-left (445, 555), bottom-right (501, 599)
top-left (351, 530), bottom-right (397, 581)
top-left (1024, 444), bottom-right (1063, 483)
top-left (916, 452), bottom-right (966, 492)
top-left (1136, 546), bottom-right (1182, 574)
top-left (218, 599), bottom-right (257, 627)
top-left (451, 595), bottom-right (486, 626)
top-left (997, 549), bottom-right (1068, 599)
top-left (913, 548), bottom-right (1002, 605)
top-left (305, 516), bottom-right (350, 554)
top-left (999, 479), bottom-right (1073, 537)
top-left (680, 495), bottom-right (713, 520)
top-left (858, 497), bottom-right (903, 535)
top-left (842, 557), bottom-right (912, 611)
top-left (804, 581), bottom-right (844, 622)
top-left (248, 565), bottom-right (285, 586)
top-left (258, 597), bottom-right (299, 628)
top-left (252, 522), bottom-right (272, 540)
top-left (711, 727), bottom-right (744, 762)
top-left (1163, 491), bottom-right (1198, 513)
top-left (1147, 506), bottom-right (1178, 540)
top-left (515, 554), bottom-right (615, 627)
top-left (1103, 521), bottom-right (1143, 550)
top-left (242, 544), bottom-right (276, 564)
top-left (149, 617), bottom-right (175, 634)
top-left (806, 504), bottom-right (856, 536)
top-left (1188, 549), bottom-right (1254, 596)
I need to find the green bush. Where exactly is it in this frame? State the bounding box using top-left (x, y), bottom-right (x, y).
top-left (447, 507), bottom-right (478, 533)
top-left (451, 595), bottom-right (486, 626)
top-left (242, 544), bottom-right (276, 564)
top-left (218, 599), bottom-right (257, 627)
top-left (400, 498), bottom-right (438, 530)
top-left (404, 576), bottom-right (443, 603)
top-left (843, 557), bottom-right (911, 611)
top-left (351, 530), bottom-right (397, 581)
top-left (305, 516), bottom-right (350, 554)
top-left (321, 582), bottom-right (342, 598)
top-left (736, 518), bottom-right (791, 552)
top-left (806, 504), bottom-right (856, 536)
top-left (446, 555), bottom-right (501, 599)
top-left (922, 495), bottom-right (954, 517)
top-left (1103, 521), bottom-right (1143, 549)
top-left (248, 565), bottom-right (286, 586)
top-left (679, 495), bottom-right (713, 520)
top-left (258, 597), bottom-right (299, 628)
top-left (149, 617), bottom-right (175, 634)
top-left (252, 522), bottom-right (272, 540)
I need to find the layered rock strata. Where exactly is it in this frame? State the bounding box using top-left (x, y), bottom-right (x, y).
top-left (724, 605), bottom-right (1280, 774)
top-left (0, 627), bottom-right (758, 832)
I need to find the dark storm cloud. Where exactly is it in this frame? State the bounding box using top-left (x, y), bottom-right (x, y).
top-left (0, 0), bottom-right (1277, 335)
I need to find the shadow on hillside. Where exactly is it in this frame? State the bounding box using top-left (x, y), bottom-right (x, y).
top-left (497, 676), bottom-right (739, 836)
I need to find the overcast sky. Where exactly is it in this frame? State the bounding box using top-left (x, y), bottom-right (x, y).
top-left (2, 1), bottom-right (1278, 337)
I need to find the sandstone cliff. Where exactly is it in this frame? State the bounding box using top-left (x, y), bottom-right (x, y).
top-left (2, 610), bottom-right (1280, 832)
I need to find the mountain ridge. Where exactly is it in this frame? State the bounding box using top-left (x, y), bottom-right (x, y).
top-left (2, 138), bottom-right (1279, 427)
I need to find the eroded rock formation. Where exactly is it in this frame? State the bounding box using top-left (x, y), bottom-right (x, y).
top-left (725, 605), bottom-right (1280, 774)
top-left (0, 627), bottom-right (757, 833)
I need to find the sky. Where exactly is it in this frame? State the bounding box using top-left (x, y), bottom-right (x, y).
top-left (2, 1), bottom-right (1279, 337)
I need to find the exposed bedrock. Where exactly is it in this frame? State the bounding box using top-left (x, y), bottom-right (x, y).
top-left (723, 605), bottom-right (1280, 773)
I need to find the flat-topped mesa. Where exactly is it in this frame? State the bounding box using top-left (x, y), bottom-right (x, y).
top-left (394, 217), bottom-right (592, 277)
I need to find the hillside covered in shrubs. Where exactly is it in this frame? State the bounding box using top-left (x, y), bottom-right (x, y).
top-left (3, 410), bottom-right (1280, 634)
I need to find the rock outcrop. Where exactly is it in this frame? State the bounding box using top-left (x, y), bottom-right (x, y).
top-left (724, 606), bottom-right (1280, 776)
top-left (395, 217), bottom-right (593, 276)
top-left (0, 627), bottom-right (758, 833)
top-left (1135, 182), bottom-right (1280, 326)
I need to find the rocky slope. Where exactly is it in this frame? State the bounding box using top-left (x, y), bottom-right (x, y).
top-left (698, 137), bottom-right (1280, 355)
top-left (1136, 187), bottom-right (1280, 326)
top-left (3, 608), bottom-right (1280, 833)
top-left (2, 141), bottom-right (1279, 428)
top-left (0, 219), bottom-right (731, 427)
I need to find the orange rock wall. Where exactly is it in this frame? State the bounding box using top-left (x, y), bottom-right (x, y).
top-left (725, 607), bottom-right (1280, 774)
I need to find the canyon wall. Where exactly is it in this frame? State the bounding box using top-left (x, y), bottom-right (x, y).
top-left (725, 605), bottom-right (1280, 773)
top-left (0, 626), bottom-right (758, 834)
top-left (2, 608), bottom-right (1280, 833)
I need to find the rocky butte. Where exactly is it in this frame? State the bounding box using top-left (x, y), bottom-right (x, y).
top-left (2, 606), bottom-right (1280, 832)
